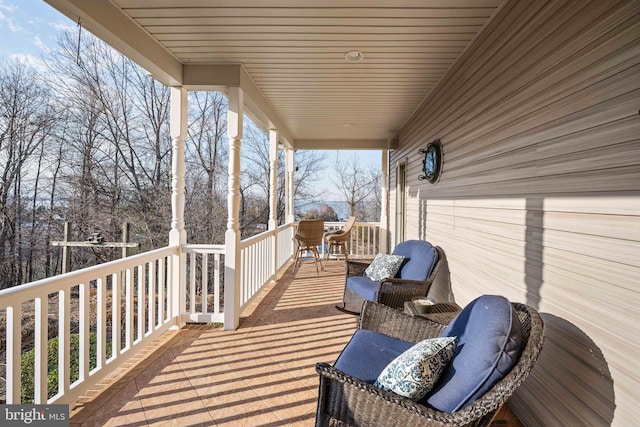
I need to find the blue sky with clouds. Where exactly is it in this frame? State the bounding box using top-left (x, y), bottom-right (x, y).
top-left (0, 0), bottom-right (73, 69)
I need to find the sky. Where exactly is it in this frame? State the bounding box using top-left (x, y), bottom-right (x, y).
top-left (0, 0), bottom-right (382, 200)
top-left (0, 0), bottom-right (73, 69)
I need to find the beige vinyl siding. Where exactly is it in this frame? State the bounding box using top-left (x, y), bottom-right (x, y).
top-left (390, 0), bottom-right (640, 425)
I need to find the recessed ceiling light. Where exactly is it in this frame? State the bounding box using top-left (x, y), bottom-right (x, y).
top-left (343, 123), bottom-right (355, 128)
top-left (344, 50), bottom-right (364, 62)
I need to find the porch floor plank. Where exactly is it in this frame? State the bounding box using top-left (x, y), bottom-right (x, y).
top-left (69, 259), bottom-right (523, 426)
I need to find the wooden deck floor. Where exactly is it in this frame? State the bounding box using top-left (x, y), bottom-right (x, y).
top-left (69, 259), bottom-right (523, 426)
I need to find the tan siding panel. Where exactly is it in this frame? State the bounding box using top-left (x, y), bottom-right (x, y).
top-left (393, 0), bottom-right (640, 425)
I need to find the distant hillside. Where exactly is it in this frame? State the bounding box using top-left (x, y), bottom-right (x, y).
top-left (295, 200), bottom-right (350, 220)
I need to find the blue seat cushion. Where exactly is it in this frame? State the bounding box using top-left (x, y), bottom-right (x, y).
top-left (334, 330), bottom-right (414, 384)
top-left (346, 275), bottom-right (379, 302)
top-left (392, 240), bottom-right (438, 281)
top-left (425, 295), bottom-right (524, 412)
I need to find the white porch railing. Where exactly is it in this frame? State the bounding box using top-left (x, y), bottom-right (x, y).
top-left (239, 230), bottom-right (274, 308)
top-left (321, 221), bottom-right (381, 258)
top-left (277, 223), bottom-right (295, 271)
top-left (0, 221), bottom-right (375, 406)
top-left (239, 223), bottom-right (295, 308)
top-left (0, 246), bottom-right (175, 405)
top-left (183, 223), bottom-right (296, 324)
top-left (184, 244), bottom-right (225, 324)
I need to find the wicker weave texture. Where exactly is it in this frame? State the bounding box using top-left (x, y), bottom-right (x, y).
top-left (316, 301), bottom-right (545, 427)
top-left (339, 246), bottom-right (445, 314)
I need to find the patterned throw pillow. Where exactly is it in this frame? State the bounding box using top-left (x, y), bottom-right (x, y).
top-left (374, 336), bottom-right (457, 401)
top-left (364, 253), bottom-right (405, 281)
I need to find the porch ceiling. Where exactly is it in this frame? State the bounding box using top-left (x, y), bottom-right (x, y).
top-left (44, 0), bottom-right (503, 149)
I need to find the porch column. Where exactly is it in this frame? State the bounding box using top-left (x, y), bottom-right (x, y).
top-left (224, 86), bottom-right (243, 330)
top-left (169, 86), bottom-right (187, 329)
top-left (285, 148), bottom-right (295, 223)
top-left (269, 129), bottom-right (279, 277)
top-left (379, 150), bottom-right (389, 253)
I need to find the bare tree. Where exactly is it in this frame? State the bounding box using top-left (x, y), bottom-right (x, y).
top-left (332, 154), bottom-right (379, 220)
top-left (0, 60), bottom-right (55, 288)
top-left (45, 35), bottom-right (117, 267)
top-left (293, 150), bottom-right (328, 204)
top-left (46, 31), bottom-right (174, 257)
top-left (185, 91), bottom-right (228, 243)
top-left (43, 128), bottom-right (67, 278)
top-left (366, 167), bottom-right (382, 222)
top-left (240, 123), bottom-right (327, 231)
top-left (239, 123), bottom-right (272, 231)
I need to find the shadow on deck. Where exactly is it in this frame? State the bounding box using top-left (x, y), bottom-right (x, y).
top-left (70, 259), bottom-right (356, 426)
top-left (70, 258), bottom-right (523, 426)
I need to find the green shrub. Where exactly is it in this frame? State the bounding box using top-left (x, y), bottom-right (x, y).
top-left (21, 332), bottom-right (112, 403)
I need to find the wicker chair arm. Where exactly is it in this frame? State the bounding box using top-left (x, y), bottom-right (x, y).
top-left (316, 362), bottom-right (477, 426)
top-left (359, 300), bottom-right (445, 343)
top-left (345, 259), bottom-right (372, 277)
top-left (375, 278), bottom-right (435, 310)
top-left (378, 277), bottom-right (432, 288)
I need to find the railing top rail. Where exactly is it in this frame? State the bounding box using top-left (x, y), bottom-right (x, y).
top-left (324, 221), bottom-right (381, 226)
top-left (239, 222), bottom-right (295, 249)
top-left (277, 222), bottom-right (295, 231)
top-left (240, 228), bottom-right (276, 249)
top-left (0, 245), bottom-right (175, 308)
top-left (184, 244), bottom-right (225, 254)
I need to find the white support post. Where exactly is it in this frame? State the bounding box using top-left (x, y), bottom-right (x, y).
top-left (269, 129), bottom-right (279, 277)
top-left (224, 86), bottom-right (244, 330)
top-left (380, 149), bottom-right (389, 253)
top-left (286, 148), bottom-right (295, 224)
top-left (59, 289), bottom-right (70, 397)
top-left (170, 86), bottom-right (187, 329)
top-left (5, 305), bottom-right (21, 403)
top-left (34, 297), bottom-right (48, 404)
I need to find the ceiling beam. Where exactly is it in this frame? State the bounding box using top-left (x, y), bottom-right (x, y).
top-left (183, 64), bottom-right (241, 89)
top-left (183, 64), bottom-right (294, 148)
top-left (45, 0), bottom-right (182, 86)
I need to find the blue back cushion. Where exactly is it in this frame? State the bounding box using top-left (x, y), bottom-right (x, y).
top-left (334, 330), bottom-right (414, 384)
top-left (392, 240), bottom-right (438, 281)
top-left (425, 295), bottom-right (523, 412)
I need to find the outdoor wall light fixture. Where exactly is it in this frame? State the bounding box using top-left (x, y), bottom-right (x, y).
top-left (344, 50), bottom-right (364, 62)
top-left (419, 139), bottom-right (443, 184)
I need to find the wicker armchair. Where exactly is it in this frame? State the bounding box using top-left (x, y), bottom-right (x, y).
top-left (316, 300), bottom-right (545, 427)
top-left (324, 216), bottom-right (356, 265)
top-left (338, 240), bottom-right (444, 314)
top-left (294, 219), bottom-right (325, 274)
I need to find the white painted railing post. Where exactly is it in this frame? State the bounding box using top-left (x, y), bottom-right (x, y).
top-left (170, 86), bottom-right (187, 329)
top-left (59, 289), bottom-right (71, 397)
top-left (5, 305), bottom-right (21, 403)
top-left (34, 296), bottom-right (48, 403)
top-left (224, 86), bottom-right (243, 330)
top-left (380, 149), bottom-right (389, 253)
top-left (269, 129), bottom-right (279, 278)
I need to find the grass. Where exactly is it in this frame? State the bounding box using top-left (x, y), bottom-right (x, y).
top-left (20, 332), bottom-right (112, 404)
